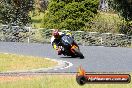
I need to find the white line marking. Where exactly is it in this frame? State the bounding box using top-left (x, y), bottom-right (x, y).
top-left (0, 52), bottom-right (73, 72)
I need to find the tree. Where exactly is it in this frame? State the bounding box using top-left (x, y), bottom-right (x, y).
top-left (0, 0), bottom-right (34, 26)
top-left (39, 0), bottom-right (49, 12)
top-left (111, 0), bottom-right (132, 35)
top-left (109, 0), bottom-right (132, 21)
top-left (43, 0), bottom-right (99, 31)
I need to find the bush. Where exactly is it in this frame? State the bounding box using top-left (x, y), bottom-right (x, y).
top-left (84, 12), bottom-right (123, 33)
top-left (119, 21), bottom-right (132, 35)
top-left (42, 0), bottom-right (99, 31)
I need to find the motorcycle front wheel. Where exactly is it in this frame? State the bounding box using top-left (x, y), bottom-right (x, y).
top-left (74, 48), bottom-right (84, 59)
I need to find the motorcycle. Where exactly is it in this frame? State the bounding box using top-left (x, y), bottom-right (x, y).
top-left (59, 35), bottom-right (84, 59)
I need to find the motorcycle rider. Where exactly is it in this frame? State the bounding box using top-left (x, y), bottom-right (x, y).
top-left (51, 29), bottom-right (72, 55)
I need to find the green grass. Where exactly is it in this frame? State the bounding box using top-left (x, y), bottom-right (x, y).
top-left (0, 75), bottom-right (131, 88)
top-left (0, 53), bottom-right (57, 72)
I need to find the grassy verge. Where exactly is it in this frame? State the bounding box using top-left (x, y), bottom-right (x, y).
top-left (0, 75), bottom-right (131, 88)
top-left (0, 53), bottom-right (57, 72)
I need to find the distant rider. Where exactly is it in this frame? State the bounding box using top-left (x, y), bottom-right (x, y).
top-left (51, 29), bottom-right (72, 55)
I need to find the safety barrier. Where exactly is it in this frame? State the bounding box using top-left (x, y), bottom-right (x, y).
top-left (0, 25), bottom-right (132, 47)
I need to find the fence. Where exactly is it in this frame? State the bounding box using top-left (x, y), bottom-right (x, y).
top-left (0, 25), bottom-right (132, 47)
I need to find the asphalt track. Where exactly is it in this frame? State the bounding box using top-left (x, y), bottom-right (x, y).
top-left (0, 42), bottom-right (132, 73)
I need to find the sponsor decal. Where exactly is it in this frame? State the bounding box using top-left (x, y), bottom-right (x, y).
top-left (76, 66), bottom-right (131, 85)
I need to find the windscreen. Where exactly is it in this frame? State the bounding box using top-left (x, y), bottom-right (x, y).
top-left (61, 35), bottom-right (74, 45)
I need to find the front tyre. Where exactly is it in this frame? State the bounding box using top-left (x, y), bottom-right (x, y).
top-left (74, 48), bottom-right (84, 59)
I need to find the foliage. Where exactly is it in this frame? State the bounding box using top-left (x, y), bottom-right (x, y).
top-left (39, 0), bottom-right (48, 12)
top-left (85, 12), bottom-right (123, 33)
top-left (42, 0), bottom-right (99, 31)
top-left (119, 21), bottom-right (132, 35)
top-left (0, 0), bottom-right (34, 26)
top-left (109, 0), bottom-right (132, 21)
top-left (107, 0), bottom-right (132, 35)
top-left (30, 12), bottom-right (45, 28)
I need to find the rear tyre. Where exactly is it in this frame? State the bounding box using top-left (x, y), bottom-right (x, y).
top-left (74, 48), bottom-right (84, 59)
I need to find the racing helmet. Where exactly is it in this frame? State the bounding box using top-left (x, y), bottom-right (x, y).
top-left (52, 29), bottom-right (59, 38)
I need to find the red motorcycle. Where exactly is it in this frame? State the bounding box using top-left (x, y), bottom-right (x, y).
top-left (59, 35), bottom-right (84, 59)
